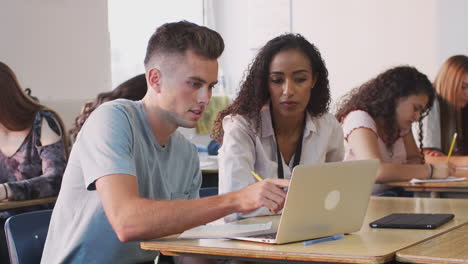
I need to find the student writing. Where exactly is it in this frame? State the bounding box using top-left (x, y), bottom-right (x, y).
top-left (336, 66), bottom-right (455, 196)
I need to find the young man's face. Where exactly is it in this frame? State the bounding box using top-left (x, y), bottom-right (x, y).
top-left (155, 50), bottom-right (218, 128)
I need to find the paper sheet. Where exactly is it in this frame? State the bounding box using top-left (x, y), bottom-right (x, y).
top-left (410, 176), bottom-right (466, 184)
top-left (179, 222), bottom-right (272, 239)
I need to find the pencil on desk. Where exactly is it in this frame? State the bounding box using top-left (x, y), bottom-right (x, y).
top-left (250, 171), bottom-right (264, 182)
top-left (446, 133), bottom-right (458, 162)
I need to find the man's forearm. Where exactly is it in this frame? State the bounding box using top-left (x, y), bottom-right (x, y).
top-left (108, 192), bottom-right (240, 242)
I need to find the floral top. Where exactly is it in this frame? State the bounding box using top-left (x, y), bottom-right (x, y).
top-left (0, 110), bottom-right (67, 219)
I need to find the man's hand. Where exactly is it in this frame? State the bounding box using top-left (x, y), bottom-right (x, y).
top-left (232, 178), bottom-right (290, 214)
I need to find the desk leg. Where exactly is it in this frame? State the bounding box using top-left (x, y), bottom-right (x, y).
top-left (413, 192), bottom-right (427, 198)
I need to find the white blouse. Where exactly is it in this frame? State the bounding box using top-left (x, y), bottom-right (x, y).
top-left (218, 106), bottom-right (344, 221)
top-left (413, 97), bottom-right (442, 150)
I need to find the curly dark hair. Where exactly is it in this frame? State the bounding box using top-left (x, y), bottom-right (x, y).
top-left (335, 66), bottom-right (435, 155)
top-left (69, 74), bottom-right (147, 141)
top-left (211, 33), bottom-right (330, 143)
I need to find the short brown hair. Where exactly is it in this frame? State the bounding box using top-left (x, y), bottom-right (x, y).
top-left (144, 21), bottom-right (224, 69)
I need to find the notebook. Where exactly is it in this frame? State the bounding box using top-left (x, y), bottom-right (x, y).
top-left (369, 213), bottom-right (454, 229)
top-left (230, 159), bottom-right (379, 244)
top-left (409, 177), bottom-right (466, 183)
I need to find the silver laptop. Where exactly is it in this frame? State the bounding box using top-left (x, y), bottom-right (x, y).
top-left (230, 159), bottom-right (379, 244)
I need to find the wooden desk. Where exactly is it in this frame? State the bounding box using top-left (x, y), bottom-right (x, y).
top-left (397, 223), bottom-right (468, 264)
top-left (141, 197), bottom-right (468, 264)
top-left (386, 180), bottom-right (468, 198)
top-left (0, 196), bottom-right (57, 211)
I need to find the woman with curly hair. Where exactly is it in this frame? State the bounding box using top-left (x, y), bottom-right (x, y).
top-left (69, 73), bottom-right (147, 142)
top-left (417, 55), bottom-right (468, 166)
top-left (0, 62), bottom-right (68, 263)
top-left (336, 66), bottom-right (455, 196)
top-left (212, 34), bottom-right (344, 220)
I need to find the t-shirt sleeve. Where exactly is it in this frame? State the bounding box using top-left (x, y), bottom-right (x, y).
top-left (342, 110), bottom-right (378, 141)
top-left (77, 104), bottom-right (137, 190)
top-left (188, 144), bottom-right (202, 199)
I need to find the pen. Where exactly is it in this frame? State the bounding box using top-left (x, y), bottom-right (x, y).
top-left (302, 234), bottom-right (344, 246)
top-left (250, 171), bottom-right (264, 182)
top-left (446, 133), bottom-right (458, 162)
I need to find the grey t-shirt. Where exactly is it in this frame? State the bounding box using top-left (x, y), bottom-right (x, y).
top-left (41, 99), bottom-right (202, 264)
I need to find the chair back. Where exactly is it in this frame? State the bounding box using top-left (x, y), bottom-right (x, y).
top-left (199, 187), bottom-right (218, 198)
top-left (4, 209), bottom-right (53, 264)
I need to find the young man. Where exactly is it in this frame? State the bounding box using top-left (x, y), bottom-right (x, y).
top-left (41, 21), bottom-right (289, 263)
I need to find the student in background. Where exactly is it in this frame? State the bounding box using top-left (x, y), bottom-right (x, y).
top-left (69, 73), bottom-right (147, 142)
top-left (417, 55), bottom-right (468, 167)
top-left (42, 21), bottom-right (289, 264)
top-left (0, 61), bottom-right (68, 264)
top-left (212, 34), bottom-right (344, 221)
top-left (336, 66), bottom-right (455, 196)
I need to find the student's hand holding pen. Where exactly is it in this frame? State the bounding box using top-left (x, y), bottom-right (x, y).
top-left (431, 161), bottom-right (456, 179)
top-left (233, 177), bottom-right (290, 214)
top-left (431, 132), bottom-right (458, 178)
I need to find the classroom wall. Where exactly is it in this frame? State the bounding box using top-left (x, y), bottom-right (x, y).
top-left (212, 0), bottom-right (468, 110)
top-left (0, 0), bottom-right (111, 128)
top-left (2, 1), bottom-right (467, 139)
top-left (212, 0), bottom-right (291, 97)
top-left (294, 0), bottom-right (468, 108)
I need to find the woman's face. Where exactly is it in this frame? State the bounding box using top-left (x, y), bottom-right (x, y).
top-left (458, 74), bottom-right (468, 107)
top-left (268, 49), bottom-right (316, 119)
top-left (395, 94), bottom-right (429, 130)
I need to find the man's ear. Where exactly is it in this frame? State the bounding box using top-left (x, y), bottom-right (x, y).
top-left (147, 68), bottom-right (162, 93)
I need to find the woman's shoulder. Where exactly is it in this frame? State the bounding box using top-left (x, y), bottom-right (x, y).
top-left (341, 110), bottom-right (375, 125)
top-left (222, 113), bottom-right (251, 130)
top-left (313, 112), bottom-right (340, 125)
top-left (340, 110), bottom-right (378, 138)
top-left (37, 110), bottom-right (63, 146)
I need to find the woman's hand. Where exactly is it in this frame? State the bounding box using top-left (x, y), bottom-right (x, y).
top-left (432, 162), bottom-right (456, 179)
top-left (424, 149), bottom-right (444, 157)
top-left (0, 184), bottom-right (8, 201)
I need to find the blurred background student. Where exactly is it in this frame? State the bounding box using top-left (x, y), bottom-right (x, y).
top-left (336, 66), bottom-right (455, 196)
top-left (213, 34), bottom-right (344, 221)
top-left (416, 55), bottom-right (468, 167)
top-left (68, 73), bottom-right (147, 142)
top-left (0, 61), bottom-right (68, 263)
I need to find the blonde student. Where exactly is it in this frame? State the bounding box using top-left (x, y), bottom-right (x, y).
top-left (416, 55), bottom-right (468, 168)
top-left (336, 66), bottom-right (455, 196)
top-left (213, 34), bottom-right (344, 221)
